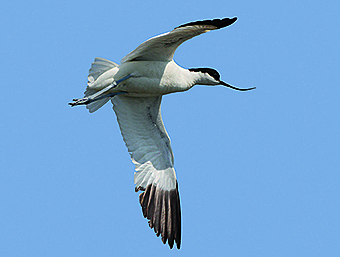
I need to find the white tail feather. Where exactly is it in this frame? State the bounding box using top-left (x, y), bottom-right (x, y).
top-left (87, 58), bottom-right (119, 89)
top-left (83, 58), bottom-right (120, 113)
top-left (86, 97), bottom-right (111, 113)
top-left (88, 57), bottom-right (118, 81)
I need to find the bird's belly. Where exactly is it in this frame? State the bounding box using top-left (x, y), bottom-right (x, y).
top-left (116, 77), bottom-right (186, 97)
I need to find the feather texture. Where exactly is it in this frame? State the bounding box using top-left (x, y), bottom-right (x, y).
top-left (70, 17), bottom-right (241, 249)
top-left (121, 17), bottom-right (237, 63)
top-left (112, 95), bottom-right (181, 248)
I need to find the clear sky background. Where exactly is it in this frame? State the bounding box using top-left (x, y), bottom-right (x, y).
top-left (1, 0), bottom-right (339, 256)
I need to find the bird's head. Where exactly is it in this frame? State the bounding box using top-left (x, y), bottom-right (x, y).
top-left (189, 67), bottom-right (256, 91)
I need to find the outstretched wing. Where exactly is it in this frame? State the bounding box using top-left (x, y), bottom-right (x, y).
top-left (121, 17), bottom-right (237, 63)
top-left (111, 95), bottom-right (181, 249)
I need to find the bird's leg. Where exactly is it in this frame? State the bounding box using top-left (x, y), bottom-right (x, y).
top-left (69, 91), bottom-right (128, 107)
top-left (69, 74), bottom-right (131, 107)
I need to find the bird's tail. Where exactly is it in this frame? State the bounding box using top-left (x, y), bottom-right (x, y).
top-left (84, 58), bottom-right (119, 113)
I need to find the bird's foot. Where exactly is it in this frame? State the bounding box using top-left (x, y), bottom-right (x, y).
top-left (68, 97), bottom-right (90, 107)
top-left (69, 75), bottom-right (132, 107)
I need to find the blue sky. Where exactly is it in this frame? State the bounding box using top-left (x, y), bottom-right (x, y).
top-left (1, 0), bottom-right (339, 256)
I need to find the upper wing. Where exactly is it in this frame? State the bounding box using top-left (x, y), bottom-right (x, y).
top-left (112, 95), bottom-right (181, 249)
top-left (121, 17), bottom-right (237, 63)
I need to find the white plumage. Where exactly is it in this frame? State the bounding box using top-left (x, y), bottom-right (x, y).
top-left (112, 95), bottom-right (176, 191)
top-left (70, 17), bottom-right (255, 249)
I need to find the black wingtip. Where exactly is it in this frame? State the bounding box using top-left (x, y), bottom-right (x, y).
top-left (175, 17), bottom-right (237, 30)
top-left (138, 183), bottom-right (181, 249)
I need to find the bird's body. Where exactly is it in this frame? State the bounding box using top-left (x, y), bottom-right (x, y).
top-left (106, 60), bottom-right (194, 96)
top-left (70, 17), bottom-right (254, 249)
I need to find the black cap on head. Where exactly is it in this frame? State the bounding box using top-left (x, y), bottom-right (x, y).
top-left (188, 68), bottom-right (221, 81)
top-left (189, 67), bottom-right (256, 91)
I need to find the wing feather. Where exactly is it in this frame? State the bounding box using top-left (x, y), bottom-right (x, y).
top-left (121, 17), bottom-right (237, 63)
top-left (112, 95), bottom-right (181, 249)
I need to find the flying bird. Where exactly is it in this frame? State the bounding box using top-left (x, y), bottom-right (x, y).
top-left (69, 17), bottom-right (255, 249)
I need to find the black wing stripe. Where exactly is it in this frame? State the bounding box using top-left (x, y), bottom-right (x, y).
top-left (161, 194), bottom-right (168, 244)
top-left (170, 189), bottom-right (180, 245)
top-left (152, 190), bottom-right (163, 237)
top-left (146, 185), bottom-right (156, 220)
top-left (139, 183), bottom-right (181, 249)
top-left (175, 17), bottom-right (237, 30)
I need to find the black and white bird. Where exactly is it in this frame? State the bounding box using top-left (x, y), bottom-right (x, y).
top-left (69, 17), bottom-right (255, 249)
